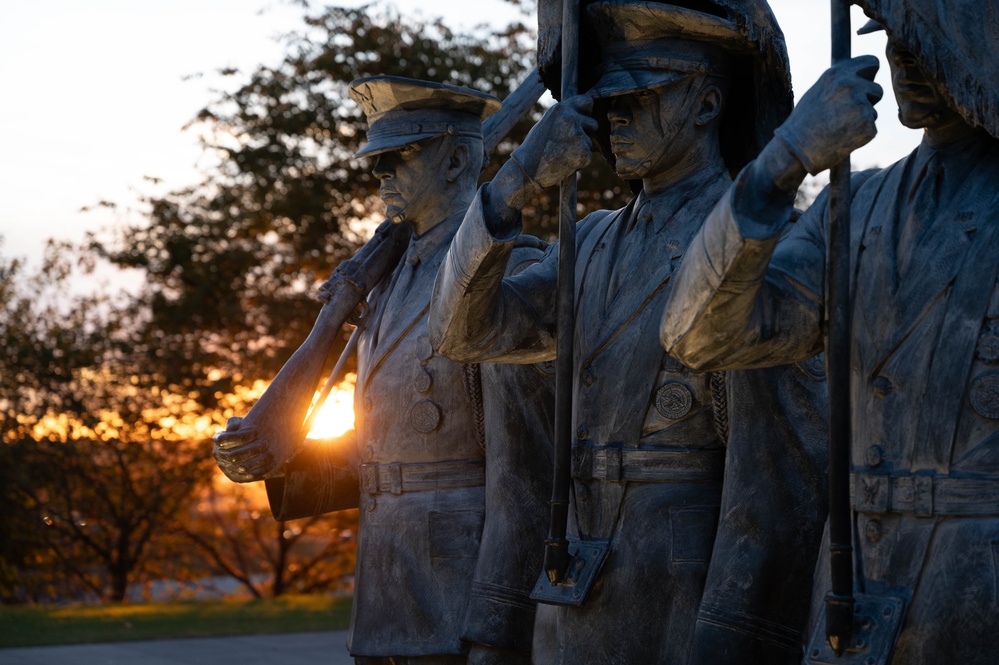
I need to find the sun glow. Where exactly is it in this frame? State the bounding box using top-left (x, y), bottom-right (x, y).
top-left (306, 373), bottom-right (357, 439)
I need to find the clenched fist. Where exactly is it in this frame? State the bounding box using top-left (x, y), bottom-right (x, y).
top-left (774, 56), bottom-right (883, 174)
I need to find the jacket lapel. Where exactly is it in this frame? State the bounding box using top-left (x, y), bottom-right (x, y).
top-left (362, 213), bottom-right (464, 385)
top-left (856, 151), bottom-right (986, 368)
top-left (580, 179), bottom-right (726, 370)
top-left (853, 158), bottom-right (911, 366)
top-left (574, 204), bottom-right (631, 361)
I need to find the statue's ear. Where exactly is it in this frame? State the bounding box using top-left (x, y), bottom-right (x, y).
top-left (446, 142), bottom-right (471, 182)
top-left (695, 84), bottom-right (724, 127)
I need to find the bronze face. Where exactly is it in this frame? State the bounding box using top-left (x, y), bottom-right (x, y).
top-left (607, 80), bottom-right (696, 180)
top-left (371, 137), bottom-right (445, 228)
top-left (886, 40), bottom-right (949, 130)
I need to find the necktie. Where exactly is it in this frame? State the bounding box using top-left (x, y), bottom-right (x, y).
top-left (898, 152), bottom-right (943, 279)
top-left (376, 242), bottom-right (421, 343)
top-left (607, 198), bottom-right (653, 305)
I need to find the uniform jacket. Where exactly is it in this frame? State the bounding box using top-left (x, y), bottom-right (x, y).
top-left (663, 133), bottom-right (999, 664)
top-left (431, 170), bottom-right (827, 665)
top-left (266, 212), bottom-right (554, 658)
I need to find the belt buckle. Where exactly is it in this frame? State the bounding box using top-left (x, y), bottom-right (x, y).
top-left (855, 474), bottom-right (890, 514)
top-left (360, 463), bottom-right (380, 494)
top-left (589, 447), bottom-right (622, 482)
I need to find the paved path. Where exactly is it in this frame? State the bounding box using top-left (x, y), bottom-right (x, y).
top-left (0, 631), bottom-right (352, 665)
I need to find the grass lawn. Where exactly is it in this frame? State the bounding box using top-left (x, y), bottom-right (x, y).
top-left (0, 595), bottom-right (352, 648)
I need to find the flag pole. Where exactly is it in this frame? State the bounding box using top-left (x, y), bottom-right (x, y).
top-left (824, 0), bottom-right (856, 655)
top-left (543, 0), bottom-right (580, 585)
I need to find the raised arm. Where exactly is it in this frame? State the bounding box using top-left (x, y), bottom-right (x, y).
top-left (430, 96), bottom-right (596, 364)
top-left (661, 57), bottom-right (882, 370)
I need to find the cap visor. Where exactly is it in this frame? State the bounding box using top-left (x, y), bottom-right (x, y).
top-left (354, 132), bottom-right (441, 158)
top-left (589, 69), bottom-right (688, 98)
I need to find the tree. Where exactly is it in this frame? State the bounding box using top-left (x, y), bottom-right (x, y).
top-left (0, 241), bottom-right (217, 603)
top-left (176, 479), bottom-right (358, 599)
top-left (2, 2), bottom-right (632, 604)
top-left (89, 2), bottom-right (628, 408)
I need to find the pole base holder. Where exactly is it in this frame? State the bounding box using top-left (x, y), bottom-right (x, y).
top-left (804, 593), bottom-right (905, 665)
top-left (529, 538), bottom-right (609, 606)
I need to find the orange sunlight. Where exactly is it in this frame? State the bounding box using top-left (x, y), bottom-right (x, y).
top-left (306, 373), bottom-right (357, 439)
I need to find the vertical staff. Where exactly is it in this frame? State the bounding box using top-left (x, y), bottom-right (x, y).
top-left (543, 0), bottom-right (580, 585)
top-left (824, 0), bottom-right (855, 655)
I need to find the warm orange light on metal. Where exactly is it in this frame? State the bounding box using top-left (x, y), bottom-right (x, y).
top-left (306, 373), bottom-right (357, 440)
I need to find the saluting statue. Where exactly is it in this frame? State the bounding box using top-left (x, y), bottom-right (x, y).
top-left (214, 77), bottom-right (554, 665)
top-left (662, 1), bottom-right (999, 662)
top-left (430, 2), bottom-right (827, 663)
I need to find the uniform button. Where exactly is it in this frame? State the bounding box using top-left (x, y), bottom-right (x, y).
top-left (577, 483), bottom-right (590, 502)
top-left (414, 367), bottom-right (432, 393)
top-left (872, 376), bottom-right (893, 399)
top-left (576, 423), bottom-right (590, 440)
top-left (364, 446), bottom-right (375, 462)
top-left (366, 499), bottom-right (377, 513)
top-left (866, 445), bottom-right (884, 468)
top-left (865, 519), bottom-right (883, 544)
top-left (581, 369), bottom-right (596, 386)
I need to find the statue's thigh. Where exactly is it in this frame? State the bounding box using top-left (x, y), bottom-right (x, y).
top-left (893, 516), bottom-right (999, 665)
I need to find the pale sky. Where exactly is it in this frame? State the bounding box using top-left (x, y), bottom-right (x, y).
top-left (0, 0), bottom-right (919, 277)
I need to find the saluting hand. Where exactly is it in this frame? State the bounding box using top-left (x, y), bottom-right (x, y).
top-left (512, 94), bottom-right (598, 189)
top-left (774, 55), bottom-right (883, 175)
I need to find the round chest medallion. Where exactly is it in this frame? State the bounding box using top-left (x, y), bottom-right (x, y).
top-left (409, 399), bottom-right (442, 433)
top-left (655, 381), bottom-right (693, 420)
top-left (970, 371), bottom-right (999, 419)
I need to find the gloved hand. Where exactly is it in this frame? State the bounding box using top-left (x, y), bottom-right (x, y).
top-left (507, 94), bottom-right (598, 191)
top-left (212, 416), bottom-right (275, 483)
top-left (773, 55), bottom-right (883, 174)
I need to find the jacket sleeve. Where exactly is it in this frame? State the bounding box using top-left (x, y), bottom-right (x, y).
top-left (459, 243), bottom-right (557, 655)
top-left (430, 184), bottom-right (559, 364)
top-left (264, 431), bottom-right (360, 520)
top-left (660, 167), bottom-right (831, 370)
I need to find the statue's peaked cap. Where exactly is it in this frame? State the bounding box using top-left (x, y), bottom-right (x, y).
top-left (857, 0), bottom-right (999, 139)
top-left (538, 0), bottom-right (793, 174)
top-left (348, 76), bottom-right (501, 158)
top-left (585, 1), bottom-right (754, 99)
top-left (587, 1), bottom-right (753, 50)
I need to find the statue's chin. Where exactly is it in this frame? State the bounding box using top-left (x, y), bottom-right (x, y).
top-left (897, 102), bottom-right (944, 131)
top-left (384, 204), bottom-right (405, 223)
top-left (614, 162), bottom-right (647, 181)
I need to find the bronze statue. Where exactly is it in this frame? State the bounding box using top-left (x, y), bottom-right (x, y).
top-left (430, 2), bottom-right (828, 662)
top-left (214, 77), bottom-right (554, 665)
top-left (661, 1), bottom-right (999, 663)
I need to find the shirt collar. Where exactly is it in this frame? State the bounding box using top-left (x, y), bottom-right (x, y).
top-left (404, 210), bottom-right (465, 267)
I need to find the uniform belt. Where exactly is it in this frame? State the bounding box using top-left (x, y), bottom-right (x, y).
top-left (359, 459), bottom-right (485, 495)
top-left (851, 472), bottom-right (999, 517)
top-left (571, 445), bottom-right (725, 483)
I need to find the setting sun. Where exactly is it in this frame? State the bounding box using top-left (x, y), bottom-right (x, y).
top-left (306, 373), bottom-right (357, 439)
